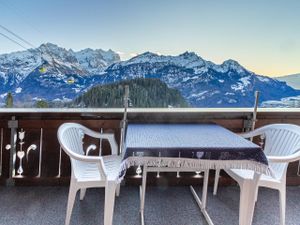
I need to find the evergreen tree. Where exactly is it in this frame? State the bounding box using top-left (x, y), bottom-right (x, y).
top-left (5, 92), bottom-right (13, 108)
top-left (72, 78), bottom-right (189, 108)
top-left (35, 100), bottom-right (49, 108)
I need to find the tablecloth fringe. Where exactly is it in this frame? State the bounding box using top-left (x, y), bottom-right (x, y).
top-left (118, 156), bottom-right (273, 182)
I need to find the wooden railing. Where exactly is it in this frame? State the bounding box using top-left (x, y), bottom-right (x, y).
top-left (1, 108), bottom-right (300, 186)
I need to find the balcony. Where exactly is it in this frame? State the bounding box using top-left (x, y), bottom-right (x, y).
top-left (0, 108), bottom-right (300, 225)
top-left (1, 185), bottom-right (300, 225)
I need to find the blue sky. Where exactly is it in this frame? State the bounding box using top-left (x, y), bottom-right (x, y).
top-left (0, 0), bottom-right (299, 76)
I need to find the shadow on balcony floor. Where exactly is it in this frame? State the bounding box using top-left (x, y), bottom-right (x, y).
top-left (0, 185), bottom-right (300, 225)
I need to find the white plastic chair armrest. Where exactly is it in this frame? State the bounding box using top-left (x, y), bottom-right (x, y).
top-left (67, 150), bottom-right (107, 178)
top-left (267, 150), bottom-right (300, 163)
top-left (239, 125), bottom-right (275, 138)
top-left (84, 129), bottom-right (118, 155)
top-left (239, 129), bottom-right (263, 139)
top-left (66, 149), bottom-right (103, 163)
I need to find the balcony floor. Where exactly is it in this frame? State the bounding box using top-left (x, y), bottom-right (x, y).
top-left (0, 185), bottom-right (300, 225)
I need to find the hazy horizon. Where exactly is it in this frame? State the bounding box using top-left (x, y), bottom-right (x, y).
top-left (0, 0), bottom-right (299, 77)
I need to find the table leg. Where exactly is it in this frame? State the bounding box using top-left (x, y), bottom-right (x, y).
top-left (202, 170), bottom-right (209, 209)
top-left (190, 170), bottom-right (214, 225)
top-left (140, 165), bottom-right (148, 225)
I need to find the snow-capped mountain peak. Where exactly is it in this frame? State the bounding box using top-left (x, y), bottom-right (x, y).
top-left (39, 42), bottom-right (62, 52)
top-left (0, 49), bottom-right (41, 84)
top-left (103, 52), bottom-right (300, 107)
top-left (179, 51), bottom-right (200, 60)
top-left (1, 45), bottom-right (299, 108)
top-left (0, 43), bottom-right (121, 88)
top-left (113, 51), bottom-right (207, 71)
top-left (219, 59), bottom-right (247, 74)
top-left (129, 51), bottom-right (159, 61)
top-left (176, 51), bottom-right (206, 69)
top-left (38, 43), bottom-right (78, 65)
top-left (75, 48), bottom-right (120, 74)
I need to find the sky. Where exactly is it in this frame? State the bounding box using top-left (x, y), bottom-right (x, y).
top-left (0, 0), bottom-right (299, 77)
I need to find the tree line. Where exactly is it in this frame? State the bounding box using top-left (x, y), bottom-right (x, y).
top-left (3, 78), bottom-right (189, 108)
top-left (72, 78), bottom-right (188, 108)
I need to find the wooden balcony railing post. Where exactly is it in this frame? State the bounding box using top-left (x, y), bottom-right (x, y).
top-left (120, 85), bottom-right (129, 155)
top-left (0, 128), bottom-right (3, 177)
top-left (7, 116), bottom-right (18, 186)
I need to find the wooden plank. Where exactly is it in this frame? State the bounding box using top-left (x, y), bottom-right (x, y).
top-left (18, 119), bottom-right (120, 129)
top-left (0, 120), bottom-right (7, 128)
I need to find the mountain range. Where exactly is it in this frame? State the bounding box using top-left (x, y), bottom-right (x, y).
top-left (0, 43), bottom-right (299, 107)
top-left (276, 73), bottom-right (300, 90)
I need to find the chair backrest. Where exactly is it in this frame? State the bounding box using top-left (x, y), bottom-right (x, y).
top-left (57, 123), bottom-right (104, 179)
top-left (255, 124), bottom-right (300, 179)
top-left (58, 123), bottom-right (85, 156)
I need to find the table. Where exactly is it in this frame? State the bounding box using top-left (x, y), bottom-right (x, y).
top-left (120, 124), bottom-right (270, 225)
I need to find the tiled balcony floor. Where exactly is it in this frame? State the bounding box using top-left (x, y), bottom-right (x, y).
top-left (0, 185), bottom-right (300, 225)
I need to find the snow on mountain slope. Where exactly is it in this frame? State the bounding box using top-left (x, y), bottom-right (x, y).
top-left (103, 52), bottom-right (300, 107)
top-left (75, 48), bottom-right (120, 74)
top-left (112, 51), bottom-right (207, 72)
top-left (0, 43), bottom-right (120, 100)
top-left (0, 47), bottom-right (299, 107)
top-left (0, 50), bottom-right (41, 85)
top-left (0, 43), bottom-right (119, 82)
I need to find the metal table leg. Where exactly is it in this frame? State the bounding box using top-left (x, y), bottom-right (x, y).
top-left (140, 165), bottom-right (148, 225)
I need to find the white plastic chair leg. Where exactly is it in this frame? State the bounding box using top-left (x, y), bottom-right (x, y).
top-left (254, 187), bottom-right (259, 203)
top-left (279, 186), bottom-right (286, 225)
top-left (213, 169), bottom-right (220, 195)
top-left (65, 184), bottom-right (78, 225)
top-left (238, 174), bottom-right (260, 225)
top-left (104, 181), bottom-right (116, 225)
top-left (238, 181), bottom-right (248, 225)
top-left (116, 183), bottom-right (121, 197)
top-left (239, 180), bottom-right (255, 225)
top-left (80, 188), bottom-right (86, 200)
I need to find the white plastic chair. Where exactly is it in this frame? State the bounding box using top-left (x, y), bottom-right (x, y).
top-left (213, 124), bottom-right (300, 225)
top-left (57, 123), bottom-right (121, 225)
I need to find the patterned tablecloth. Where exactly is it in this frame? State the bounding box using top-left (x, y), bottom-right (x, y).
top-left (120, 124), bottom-right (270, 178)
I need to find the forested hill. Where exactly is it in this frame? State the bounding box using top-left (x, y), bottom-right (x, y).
top-left (72, 78), bottom-right (189, 108)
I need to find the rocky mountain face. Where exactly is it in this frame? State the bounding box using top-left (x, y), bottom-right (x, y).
top-left (0, 43), bottom-right (120, 102)
top-left (102, 52), bottom-right (300, 107)
top-left (0, 43), bottom-right (299, 107)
